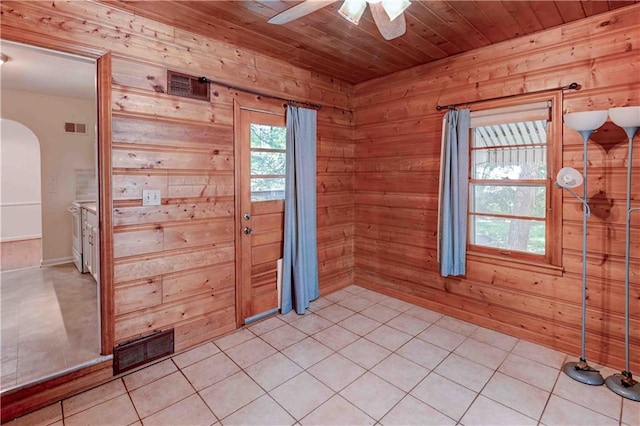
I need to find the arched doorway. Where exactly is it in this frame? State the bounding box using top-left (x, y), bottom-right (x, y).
top-left (0, 119), bottom-right (42, 270)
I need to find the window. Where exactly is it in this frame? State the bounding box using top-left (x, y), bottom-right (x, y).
top-left (468, 96), bottom-right (561, 266)
top-left (250, 123), bottom-right (286, 201)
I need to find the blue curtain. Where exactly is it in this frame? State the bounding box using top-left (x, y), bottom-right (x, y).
top-left (438, 109), bottom-right (471, 277)
top-left (281, 105), bottom-right (319, 314)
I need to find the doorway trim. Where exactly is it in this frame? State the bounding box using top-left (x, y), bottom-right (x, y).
top-left (0, 27), bottom-right (114, 421)
top-left (233, 96), bottom-right (287, 327)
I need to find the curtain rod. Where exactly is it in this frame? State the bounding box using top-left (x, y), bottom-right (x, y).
top-left (435, 82), bottom-right (580, 111)
top-left (198, 77), bottom-right (323, 110)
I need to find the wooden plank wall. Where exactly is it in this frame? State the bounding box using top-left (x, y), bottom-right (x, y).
top-left (352, 5), bottom-right (640, 372)
top-left (0, 0), bottom-right (354, 352)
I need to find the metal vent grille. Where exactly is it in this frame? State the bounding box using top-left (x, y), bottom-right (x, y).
top-left (167, 70), bottom-right (210, 101)
top-left (113, 329), bottom-right (174, 375)
top-left (64, 122), bottom-right (87, 134)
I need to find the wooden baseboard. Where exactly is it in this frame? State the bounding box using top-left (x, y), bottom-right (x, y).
top-left (320, 270), bottom-right (354, 296)
top-left (40, 257), bottom-right (74, 267)
top-left (0, 360), bottom-right (113, 423)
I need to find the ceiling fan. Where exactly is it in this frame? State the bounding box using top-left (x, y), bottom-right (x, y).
top-left (268, 0), bottom-right (412, 40)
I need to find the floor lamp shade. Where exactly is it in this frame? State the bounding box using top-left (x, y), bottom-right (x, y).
top-left (564, 110), bottom-right (608, 132)
top-left (609, 106), bottom-right (640, 139)
top-left (608, 106), bottom-right (640, 128)
top-left (556, 167), bottom-right (583, 189)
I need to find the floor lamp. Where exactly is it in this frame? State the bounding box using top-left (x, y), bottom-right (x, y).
top-left (605, 106), bottom-right (640, 401)
top-left (562, 110), bottom-right (608, 385)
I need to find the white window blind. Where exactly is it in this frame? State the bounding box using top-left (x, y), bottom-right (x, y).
top-left (470, 101), bottom-right (551, 128)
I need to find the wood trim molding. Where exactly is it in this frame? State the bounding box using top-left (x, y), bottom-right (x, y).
top-left (0, 27), bottom-right (107, 59)
top-left (233, 98), bottom-right (244, 328)
top-left (2, 26), bottom-right (114, 356)
top-left (97, 52), bottom-right (115, 355)
top-left (0, 360), bottom-right (113, 423)
top-left (0, 30), bottom-right (115, 421)
top-left (549, 90), bottom-right (564, 267)
top-left (465, 90), bottom-right (564, 268)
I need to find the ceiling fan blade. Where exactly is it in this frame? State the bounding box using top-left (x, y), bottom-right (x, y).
top-left (370, 2), bottom-right (406, 40)
top-left (268, 0), bottom-right (339, 25)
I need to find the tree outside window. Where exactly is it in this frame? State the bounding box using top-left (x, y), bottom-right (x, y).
top-left (250, 124), bottom-right (286, 201)
top-left (469, 113), bottom-right (550, 258)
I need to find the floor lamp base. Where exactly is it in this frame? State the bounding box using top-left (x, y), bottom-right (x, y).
top-left (605, 373), bottom-right (640, 401)
top-left (563, 361), bottom-right (605, 385)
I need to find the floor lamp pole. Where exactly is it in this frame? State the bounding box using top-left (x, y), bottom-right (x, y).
top-left (605, 122), bottom-right (640, 401)
top-left (580, 131), bottom-right (588, 363)
top-left (559, 130), bottom-right (605, 385)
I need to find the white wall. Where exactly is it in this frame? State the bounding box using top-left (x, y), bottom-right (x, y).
top-left (0, 119), bottom-right (42, 242)
top-left (1, 89), bottom-right (96, 263)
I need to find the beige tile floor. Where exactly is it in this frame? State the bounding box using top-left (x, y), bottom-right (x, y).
top-left (1, 264), bottom-right (100, 390)
top-left (8, 285), bottom-right (640, 426)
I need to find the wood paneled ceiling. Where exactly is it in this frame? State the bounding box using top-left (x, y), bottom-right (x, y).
top-left (105, 1), bottom-right (638, 84)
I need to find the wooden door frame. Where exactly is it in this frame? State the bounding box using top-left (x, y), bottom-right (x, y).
top-left (233, 96), bottom-right (286, 327)
top-left (0, 27), bottom-right (114, 399)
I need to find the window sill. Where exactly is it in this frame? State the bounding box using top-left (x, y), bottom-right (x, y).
top-left (467, 250), bottom-right (564, 277)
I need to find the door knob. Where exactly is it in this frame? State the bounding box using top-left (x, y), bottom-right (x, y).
top-left (243, 227), bottom-right (253, 235)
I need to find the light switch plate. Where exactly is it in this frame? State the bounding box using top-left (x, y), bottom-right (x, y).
top-left (142, 189), bottom-right (161, 206)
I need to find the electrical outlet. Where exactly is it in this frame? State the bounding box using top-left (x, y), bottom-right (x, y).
top-left (47, 177), bottom-right (58, 193)
top-left (142, 189), bottom-right (161, 206)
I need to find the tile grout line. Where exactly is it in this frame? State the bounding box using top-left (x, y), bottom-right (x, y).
top-left (213, 319), bottom-right (319, 424)
top-left (303, 295), bottom-right (458, 423)
top-left (536, 357), bottom-right (564, 425)
top-left (377, 317), bottom-right (471, 424)
top-left (61, 377), bottom-right (129, 422)
top-left (450, 333), bottom-right (519, 424)
top-left (173, 357), bottom-right (221, 425)
top-left (360, 336), bottom-right (455, 423)
top-left (25, 285), bottom-right (630, 425)
top-left (236, 296), bottom-right (400, 423)
top-left (302, 294), bottom-right (468, 423)
top-left (251, 303), bottom-right (356, 423)
top-left (124, 375), bottom-right (146, 424)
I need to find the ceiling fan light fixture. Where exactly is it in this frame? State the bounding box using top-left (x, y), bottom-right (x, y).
top-left (381, 0), bottom-right (411, 21)
top-left (339, 0), bottom-right (367, 25)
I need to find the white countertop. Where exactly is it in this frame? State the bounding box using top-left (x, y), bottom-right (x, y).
top-left (82, 203), bottom-right (97, 214)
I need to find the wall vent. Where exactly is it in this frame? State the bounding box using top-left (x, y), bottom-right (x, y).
top-left (167, 70), bottom-right (210, 101)
top-left (113, 329), bottom-right (174, 375)
top-left (64, 122), bottom-right (87, 134)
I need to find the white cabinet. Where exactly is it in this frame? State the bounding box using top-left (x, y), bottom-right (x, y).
top-left (82, 206), bottom-right (99, 282)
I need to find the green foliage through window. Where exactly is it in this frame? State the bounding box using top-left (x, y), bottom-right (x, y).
top-left (469, 119), bottom-right (549, 256)
top-left (250, 124), bottom-right (286, 201)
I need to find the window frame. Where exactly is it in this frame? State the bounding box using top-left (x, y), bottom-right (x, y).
top-left (466, 91), bottom-right (563, 269)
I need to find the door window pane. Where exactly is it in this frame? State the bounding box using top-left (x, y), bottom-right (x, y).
top-left (251, 178), bottom-right (285, 201)
top-left (251, 151), bottom-right (286, 175)
top-left (250, 123), bottom-right (286, 201)
top-left (251, 124), bottom-right (286, 149)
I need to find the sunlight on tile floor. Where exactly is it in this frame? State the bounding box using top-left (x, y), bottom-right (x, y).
top-left (8, 285), bottom-right (640, 426)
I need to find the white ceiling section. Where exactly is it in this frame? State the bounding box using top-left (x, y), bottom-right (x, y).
top-left (0, 41), bottom-right (95, 100)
